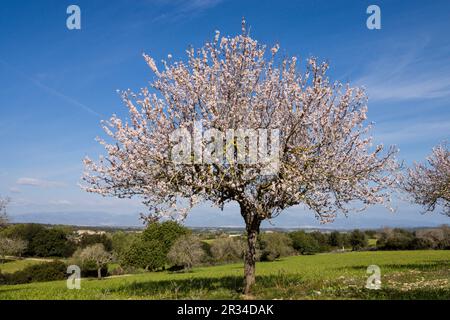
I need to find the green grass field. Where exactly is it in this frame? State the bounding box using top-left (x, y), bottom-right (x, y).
top-left (0, 258), bottom-right (46, 274)
top-left (0, 250), bottom-right (449, 300)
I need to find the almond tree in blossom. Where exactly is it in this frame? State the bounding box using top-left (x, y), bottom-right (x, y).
top-left (405, 143), bottom-right (449, 216)
top-left (83, 20), bottom-right (399, 294)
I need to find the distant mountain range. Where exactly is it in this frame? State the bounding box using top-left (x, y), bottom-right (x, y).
top-left (9, 210), bottom-right (449, 230)
top-left (11, 211), bottom-right (144, 227)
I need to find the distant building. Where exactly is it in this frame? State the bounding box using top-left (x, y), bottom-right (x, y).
top-left (75, 229), bottom-right (106, 236)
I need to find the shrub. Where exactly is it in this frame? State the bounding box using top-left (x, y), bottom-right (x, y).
top-left (309, 232), bottom-right (331, 252)
top-left (259, 232), bottom-right (294, 261)
top-left (0, 260), bottom-right (66, 285)
top-left (111, 231), bottom-right (137, 259)
top-left (3, 224), bottom-right (75, 257)
top-left (289, 231), bottom-right (321, 255)
top-left (328, 231), bottom-right (344, 248)
top-left (120, 221), bottom-right (190, 271)
top-left (79, 234), bottom-right (113, 252)
top-left (376, 228), bottom-right (414, 250)
top-left (141, 221), bottom-right (190, 255)
top-left (210, 237), bottom-right (245, 263)
top-left (410, 236), bottom-right (435, 250)
top-left (31, 228), bottom-right (76, 257)
top-left (1, 224), bottom-right (46, 256)
top-left (349, 229), bottom-right (368, 251)
top-left (120, 238), bottom-right (166, 271)
top-left (167, 235), bottom-right (205, 270)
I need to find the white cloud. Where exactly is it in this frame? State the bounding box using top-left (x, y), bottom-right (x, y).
top-left (9, 187), bottom-right (21, 193)
top-left (354, 38), bottom-right (450, 102)
top-left (16, 177), bottom-right (66, 188)
top-left (152, 0), bottom-right (223, 22)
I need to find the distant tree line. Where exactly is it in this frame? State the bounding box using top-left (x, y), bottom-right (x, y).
top-left (1, 219), bottom-right (449, 285)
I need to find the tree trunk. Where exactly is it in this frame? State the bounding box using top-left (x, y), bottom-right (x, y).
top-left (97, 267), bottom-right (102, 280)
top-left (241, 202), bottom-right (262, 295)
top-left (243, 227), bottom-right (258, 294)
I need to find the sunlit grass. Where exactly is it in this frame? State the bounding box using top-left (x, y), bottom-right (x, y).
top-left (0, 258), bottom-right (45, 274)
top-left (0, 250), bottom-right (448, 300)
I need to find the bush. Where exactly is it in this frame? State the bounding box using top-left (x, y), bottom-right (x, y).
top-left (259, 232), bottom-right (294, 261)
top-left (328, 231), bottom-right (344, 248)
top-left (289, 231), bottom-right (321, 255)
top-left (376, 228), bottom-right (414, 250)
top-left (375, 226), bottom-right (450, 251)
top-left (2, 224), bottom-right (75, 257)
top-left (0, 260), bottom-right (66, 285)
top-left (120, 238), bottom-right (166, 271)
top-left (79, 234), bottom-right (113, 252)
top-left (31, 228), bottom-right (76, 257)
top-left (167, 235), bottom-right (205, 270)
top-left (141, 221), bottom-right (190, 255)
top-left (1, 224), bottom-right (46, 256)
top-left (210, 237), bottom-right (245, 263)
top-left (111, 231), bottom-right (137, 259)
top-left (414, 226), bottom-right (450, 250)
top-left (120, 221), bottom-right (190, 271)
top-left (349, 230), bottom-right (368, 251)
top-left (410, 236), bottom-right (435, 250)
top-left (309, 232), bottom-right (331, 252)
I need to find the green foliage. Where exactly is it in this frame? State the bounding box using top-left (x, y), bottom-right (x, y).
top-left (210, 237), bottom-right (245, 263)
top-left (141, 221), bottom-right (190, 253)
top-left (0, 260), bottom-right (66, 285)
top-left (1, 224), bottom-right (75, 257)
top-left (259, 232), bottom-right (294, 261)
top-left (309, 231), bottom-right (331, 252)
top-left (121, 221), bottom-right (190, 271)
top-left (31, 228), bottom-right (76, 257)
top-left (328, 231), bottom-right (344, 248)
top-left (349, 229), bottom-right (368, 251)
top-left (1, 224), bottom-right (45, 256)
top-left (120, 238), bottom-right (166, 271)
top-left (364, 230), bottom-right (377, 238)
top-left (79, 234), bottom-right (113, 252)
top-left (289, 231), bottom-right (321, 255)
top-left (376, 228), bottom-right (415, 250)
top-left (111, 231), bottom-right (137, 258)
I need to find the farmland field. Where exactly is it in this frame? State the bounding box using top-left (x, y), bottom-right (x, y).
top-left (0, 250), bottom-right (449, 300)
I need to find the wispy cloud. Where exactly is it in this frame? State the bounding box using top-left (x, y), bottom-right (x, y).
top-left (9, 187), bottom-right (21, 194)
top-left (355, 38), bottom-right (450, 102)
top-left (152, 0), bottom-right (224, 22)
top-left (0, 58), bottom-right (102, 117)
top-left (16, 178), bottom-right (66, 188)
top-left (374, 119), bottom-right (450, 145)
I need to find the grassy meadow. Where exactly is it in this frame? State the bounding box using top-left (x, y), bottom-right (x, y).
top-left (0, 250), bottom-right (449, 300)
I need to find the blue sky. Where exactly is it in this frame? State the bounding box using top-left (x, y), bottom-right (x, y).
top-left (0, 0), bottom-right (449, 228)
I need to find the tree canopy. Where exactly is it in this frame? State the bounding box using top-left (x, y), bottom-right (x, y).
top-left (82, 20), bottom-right (399, 293)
